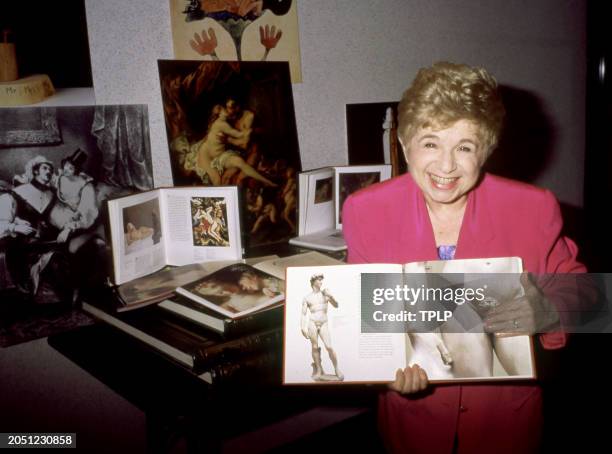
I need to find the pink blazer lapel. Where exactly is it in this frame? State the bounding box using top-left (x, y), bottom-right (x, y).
top-left (454, 182), bottom-right (496, 260)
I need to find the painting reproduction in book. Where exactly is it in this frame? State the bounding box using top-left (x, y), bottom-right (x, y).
top-left (158, 60), bottom-right (301, 250)
top-left (0, 105), bottom-right (153, 346)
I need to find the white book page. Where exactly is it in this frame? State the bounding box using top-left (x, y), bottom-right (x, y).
top-left (303, 169), bottom-right (334, 235)
top-left (160, 187), bottom-right (242, 265)
top-left (108, 190), bottom-right (166, 285)
top-left (284, 264), bottom-right (405, 384)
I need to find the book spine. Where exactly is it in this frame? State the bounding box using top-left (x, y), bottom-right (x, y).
top-left (206, 349), bottom-right (282, 386)
top-left (192, 328), bottom-right (282, 373)
top-left (223, 308), bottom-right (283, 338)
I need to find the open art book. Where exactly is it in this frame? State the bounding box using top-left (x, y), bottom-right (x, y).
top-left (283, 257), bottom-right (535, 385)
top-left (176, 263), bottom-right (285, 319)
top-left (290, 164), bottom-right (392, 251)
top-left (107, 186), bottom-right (241, 285)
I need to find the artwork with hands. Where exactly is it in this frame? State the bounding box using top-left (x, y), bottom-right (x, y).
top-left (169, 0), bottom-right (302, 82)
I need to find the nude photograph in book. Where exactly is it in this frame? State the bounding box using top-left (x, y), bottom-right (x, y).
top-left (190, 196), bottom-right (229, 247)
top-left (158, 60), bottom-right (301, 250)
top-left (300, 273), bottom-right (344, 382)
top-left (0, 105), bottom-right (153, 346)
top-left (122, 198), bottom-right (162, 255)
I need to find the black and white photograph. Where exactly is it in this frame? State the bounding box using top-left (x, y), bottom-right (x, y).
top-left (0, 105), bottom-right (153, 346)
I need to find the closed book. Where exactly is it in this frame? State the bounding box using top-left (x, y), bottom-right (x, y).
top-left (158, 295), bottom-right (283, 337)
top-left (82, 301), bottom-right (282, 382)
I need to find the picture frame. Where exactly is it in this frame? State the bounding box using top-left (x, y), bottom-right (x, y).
top-left (157, 59), bottom-right (301, 251)
top-left (334, 164), bottom-right (392, 229)
top-left (0, 107), bottom-right (61, 147)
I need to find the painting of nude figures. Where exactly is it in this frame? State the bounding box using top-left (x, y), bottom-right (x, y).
top-left (122, 198), bottom-right (162, 255)
top-left (190, 196), bottom-right (229, 247)
top-left (158, 60), bottom-right (301, 250)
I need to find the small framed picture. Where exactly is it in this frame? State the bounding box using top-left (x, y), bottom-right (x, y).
top-left (334, 165), bottom-right (392, 229)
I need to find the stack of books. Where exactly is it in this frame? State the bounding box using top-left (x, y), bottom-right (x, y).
top-left (84, 252), bottom-right (343, 385)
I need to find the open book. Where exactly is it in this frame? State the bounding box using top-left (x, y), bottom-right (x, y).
top-left (107, 186), bottom-right (241, 285)
top-left (176, 263), bottom-right (285, 319)
top-left (159, 251), bottom-right (343, 334)
top-left (290, 165), bottom-right (392, 251)
top-left (283, 257), bottom-right (535, 384)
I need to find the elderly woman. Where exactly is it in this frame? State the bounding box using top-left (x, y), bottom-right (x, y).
top-left (342, 62), bottom-right (585, 453)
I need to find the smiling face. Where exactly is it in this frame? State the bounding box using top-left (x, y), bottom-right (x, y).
top-left (403, 119), bottom-right (485, 209)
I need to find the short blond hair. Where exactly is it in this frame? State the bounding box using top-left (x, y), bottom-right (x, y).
top-left (397, 62), bottom-right (505, 157)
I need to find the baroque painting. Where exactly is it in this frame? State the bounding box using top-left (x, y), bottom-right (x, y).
top-left (0, 105), bottom-right (153, 346)
top-left (158, 60), bottom-right (301, 250)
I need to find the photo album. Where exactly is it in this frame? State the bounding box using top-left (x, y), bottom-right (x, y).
top-left (107, 186), bottom-right (241, 285)
top-left (283, 257), bottom-right (535, 385)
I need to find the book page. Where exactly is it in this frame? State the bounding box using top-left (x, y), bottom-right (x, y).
top-left (253, 251), bottom-right (344, 280)
top-left (160, 187), bottom-right (242, 265)
top-left (303, 168), bottom-right (335, 235)
top-left (176, 263), bottom-right (285, 319)
top-left (401, 256), bottom-right (534, 382)
top-left (107, 190), bottom-right (166, 285)
top-left (284, 264), bottom-right (405, 384)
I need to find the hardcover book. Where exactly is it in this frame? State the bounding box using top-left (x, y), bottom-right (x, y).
top-left (289, 164), bottom-right (392, 251)
top-left (82, 300), bottom-right (282, 383)
top-left (107, 186), bottom-right (241, 285)
top-left (159, 251), bottom-right (343, 335)
top-left (176, 263), bottom-right (285, 319)
top-left (159, 295), bottom-right (284, 337)
top-left (283, 257), bottom-right (536, 385)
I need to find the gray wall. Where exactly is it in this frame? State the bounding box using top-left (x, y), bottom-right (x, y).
top-left (86, 0), bottom-right (586, 206)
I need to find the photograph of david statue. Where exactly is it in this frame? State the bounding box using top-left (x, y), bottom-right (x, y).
top-left (300, 273), bottom-right (344, 382)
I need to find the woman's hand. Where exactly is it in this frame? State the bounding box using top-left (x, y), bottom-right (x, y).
top-left (388, 364), bottom-right (429, 394)
top-left (484, 271), bottom-right (560, 336)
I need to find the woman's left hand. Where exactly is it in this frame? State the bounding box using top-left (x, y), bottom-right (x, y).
top-left (484, 271), bottom-right (560, 336)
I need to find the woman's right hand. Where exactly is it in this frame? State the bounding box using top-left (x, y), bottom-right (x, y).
top-left (388, 364), bottom-right (429, 394)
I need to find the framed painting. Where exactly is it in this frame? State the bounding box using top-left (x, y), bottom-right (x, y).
top-left (158, 59), bottom-right (301, 251)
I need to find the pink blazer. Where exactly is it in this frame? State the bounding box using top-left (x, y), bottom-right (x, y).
top-left (342, 173), bottom-right (585, 454)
